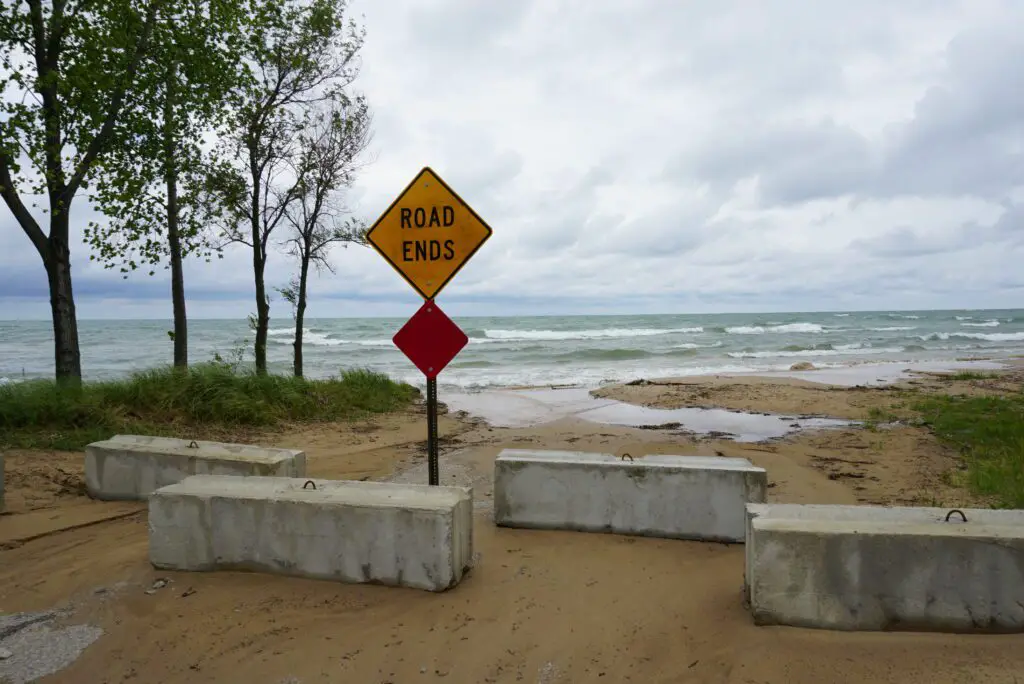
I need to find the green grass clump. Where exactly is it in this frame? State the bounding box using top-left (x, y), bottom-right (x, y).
top-left (0, 364), bottom-right (419, 451)
top-left (946, 371), bottom-right (998, 381)
top-left (915, 393), bottom-right (1024, 508)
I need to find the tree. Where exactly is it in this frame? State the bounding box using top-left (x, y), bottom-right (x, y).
top-left (206, 0), bottom-right (365, 375)
top-left (0, 1), bottom-right (162, 383)
top-left (281, 101), bottom-right (371, 377)
top-left (82, 1), bottom-right (246, 369)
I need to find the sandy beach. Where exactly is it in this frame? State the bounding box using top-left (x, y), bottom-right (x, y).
top-left (2, 361), bottom-right (1024, 683)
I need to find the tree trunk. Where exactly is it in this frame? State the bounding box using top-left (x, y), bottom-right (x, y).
top-left (253, 256), bottom-right (269, 375)
top-left (46, 214), bottom-right (82, 384)
top-left (249, 152), bottom-right (269, 375)
top-left (252, 260), bottom-right (269, 374)
top-left (292, 255), bottom-right (311, 378)
top-left (164, 62), bottom-right (188, 369)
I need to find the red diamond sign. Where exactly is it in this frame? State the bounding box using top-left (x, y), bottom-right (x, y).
top-left (393, 300), bottom-right (469, 379)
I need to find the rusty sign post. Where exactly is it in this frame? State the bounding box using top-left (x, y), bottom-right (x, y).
top-left (366, 167), bottom-right (493, 485)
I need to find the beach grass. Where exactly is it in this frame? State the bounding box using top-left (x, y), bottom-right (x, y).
top-left (0, 363), bottom-right (419, 451)
top-left (915, 392), bottom-right (1024, 508)
top-left (945, 370), bottom-right (999, 381)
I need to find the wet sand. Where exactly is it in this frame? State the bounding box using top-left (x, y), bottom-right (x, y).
top-left (2, 363), bottom-right (1023, 683)
top-left (443, 386), bottom-right (855, 440)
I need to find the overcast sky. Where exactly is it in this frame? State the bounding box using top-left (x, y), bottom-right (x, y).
top-left (1, 0), bottom-right (1022, 320)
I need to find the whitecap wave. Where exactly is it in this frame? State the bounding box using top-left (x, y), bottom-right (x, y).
top-left (267, 327), bottom-right (303, 336)
top-left (268, 330), bottom-right (347, 346)
top-left (961, 320), bottom-right (1000, 327)
top-left (728, 345), bottom-right (901, 359)
top-left (673, 341), bottom-right (723, 350)
top-left (481, 327), bottom-right (703, 341)
top-left (868, 326), bottom-right (917, 332)
top-left (300, 331), bottom-right (346, 347)
top-left (350, 338), bottom-right (395, 347)
top-left (725, 323), bottom-right (824, 334)
top-left (921, 332), bottom-right (1024, 342)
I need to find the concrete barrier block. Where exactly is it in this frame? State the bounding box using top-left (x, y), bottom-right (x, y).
top-left (745, 503), bottom-right (1024, 632)
top-left (85, 434), bottom-right (305, 501)
top-left (494, 449), bottom-right (766, 542)
top-left (148, 475), bottom-right (474, 592)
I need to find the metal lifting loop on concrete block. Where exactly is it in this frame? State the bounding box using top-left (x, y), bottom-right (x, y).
top-left (187, 440), bottom-right (199, 449)
top-left (620, 453), bottom-right (634, 462)
top-left (303, 480), bottom-right (317, 490)
top-left (945, 509), bottom-right (968, 523)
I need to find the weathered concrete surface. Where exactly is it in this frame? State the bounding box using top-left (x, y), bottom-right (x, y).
top-left (745, 503), bottom-right (1024, 633)
top-left (149, 475), bottom-right (474, 592)
top-left (494, 449), bottom-right (766, 541)
top-left (85, 435), bottom-right (305, 501)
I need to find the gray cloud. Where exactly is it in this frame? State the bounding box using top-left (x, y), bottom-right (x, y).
top-left (667, 11), bottom-right (1024, 206)
top-left (2, 0), bottom-right (1023, 319)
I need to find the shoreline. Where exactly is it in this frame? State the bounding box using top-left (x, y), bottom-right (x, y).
top-left (436, 356), bottom-right (1016, 396)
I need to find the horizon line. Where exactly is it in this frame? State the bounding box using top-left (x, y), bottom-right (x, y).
top-left (1, 306), bottom-right (1020, 324)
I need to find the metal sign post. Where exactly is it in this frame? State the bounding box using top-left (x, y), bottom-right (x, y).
top-left (426, 378), bottom-right (439, 485)
top-left (366, 167), bottom-right (492, 485)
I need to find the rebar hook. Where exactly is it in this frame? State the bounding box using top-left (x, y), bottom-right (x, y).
top-left (303, 480), bottom-right (317, 490)
top-left (187, 440), bottom-right (199, 448)
top-left (944, 509), bottom-right (967, 523)
top-left (620, 453), bottom-right (634, 462)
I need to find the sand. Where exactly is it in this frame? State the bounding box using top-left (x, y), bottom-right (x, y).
top-left (2, 367), bottom-right (1024, 683)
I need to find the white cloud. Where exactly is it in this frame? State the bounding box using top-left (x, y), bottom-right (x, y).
top-left (1, 0), bottom-right (1022, 320)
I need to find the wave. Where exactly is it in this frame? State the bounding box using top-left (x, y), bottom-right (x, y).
top-left (725, 323), bottom-right (824, 334)
top-left (921, 332), bottom-right (1024, 342)
top-left (449, 360), bottom-right (496, 368)
top-left (868, 326), bottom-right (917, 332)
top-left (269, 330), bottom-right (514, 348)
top-left (884, 313), bottom-right (921, 320)
top-left (268, 331), bottom-right (347, 347)
top-left (267, 331), bottom-right (398, 347)
top-left (780, 343), bottom-right (851, 352)
top-left (727, 344), bottom-right (901, 359)
top-left (480, 327), bottom-right (703, 341)
top-left (673, 341), bottom-right (722, 350)
top-left (554, 348), bottom-right (653, 361)
top-left (961, 320), bottom-right (1000, 327)
top-left (833, 313), bottom-right (850, 317)
top-left (955, 316), bottom-right (972, 321)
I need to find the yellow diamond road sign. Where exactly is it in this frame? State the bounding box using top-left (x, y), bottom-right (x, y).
top-left (366, 167), bottom-right (493, 300)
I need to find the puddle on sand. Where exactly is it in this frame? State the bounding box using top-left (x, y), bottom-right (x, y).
top-left (442, 387), bottom-right (854, 442)
top-left (748, 359), bottom-right (1008, 387)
